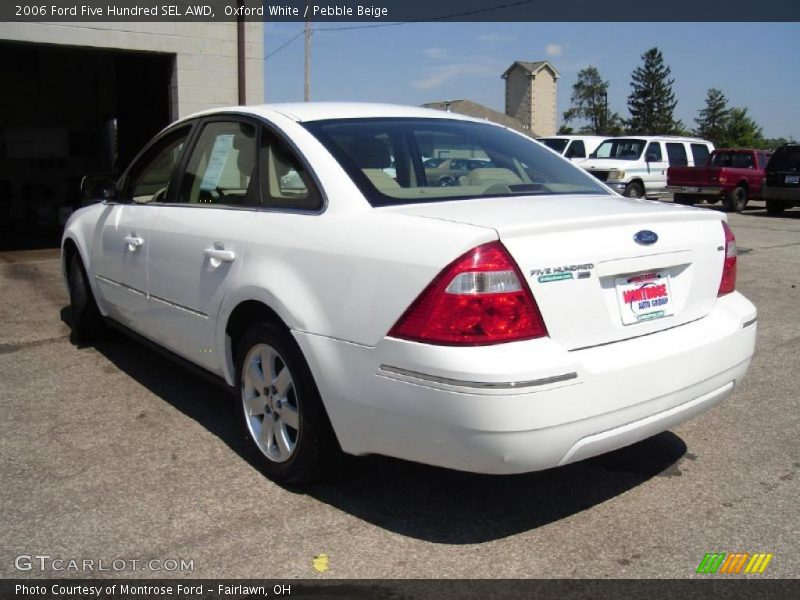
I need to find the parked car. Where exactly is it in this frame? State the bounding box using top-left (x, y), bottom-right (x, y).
top-left (424, 157), bottom-right (495, 187)
top-left (762, 143), bottom-right (800, 215)
top-left (666, 149), bottom-right (771, 212)
top-left (537, 135), bottom-right (606, 162)
top-left (581, 136), bottom-right (714, 198)
top-left (63, 103), bottom-right (756, 483)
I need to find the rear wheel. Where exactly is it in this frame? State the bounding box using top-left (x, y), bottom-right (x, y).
top-left (766, 199), bottom-right (785, 216)
top-left (724, 186), bottom-right (748, 213)
top-left (235, 321), bottom-right (342, 484)
top-left (673, 193), bottom-right (693, 205)
top-left (624, 181), bottom-right (644, 198)
top-left (66, 253), bottom-right (106, 343)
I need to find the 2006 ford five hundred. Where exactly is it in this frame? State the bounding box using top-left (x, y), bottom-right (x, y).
top-left (62, 103), bottom-right (756, 483)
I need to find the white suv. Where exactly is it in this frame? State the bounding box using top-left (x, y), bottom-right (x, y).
top-left (538, 135), bottom-right (606, 162)
top-left (581, 136), bottom-right (714, 198)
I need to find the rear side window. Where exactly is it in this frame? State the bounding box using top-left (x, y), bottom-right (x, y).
top-left (666, 143), bottom-right (688, 167)
top-left (767, 146), bottom-right (800, 171)
top-left (260, 131), bottom-right (323, 211)
top-left (565, 140), bottom-right (586, 159)
top-left (541, 138), bottom-right (569, 154)
top-left (730, 153), bottom-right (754, 169)
top-left (690, 144), bottom-right (711, 166)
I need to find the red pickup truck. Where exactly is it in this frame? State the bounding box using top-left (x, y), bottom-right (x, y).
top-left (666, 149), bottom-right (771, 212)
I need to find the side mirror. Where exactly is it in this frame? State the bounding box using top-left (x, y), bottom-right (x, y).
top-left (645, 153), bottom-right (658, 163)
top-left (80, 174), bottom-right (118, 204)
top-left (589, 152), bottom-right (597, 158)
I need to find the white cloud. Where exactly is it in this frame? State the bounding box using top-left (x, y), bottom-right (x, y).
top-left (545, 43), bottom-right (563, 57)
top-left (411, 61), bottom-right (499, 91)
top-left (423, 47), bottom-right (448, 60)
top-left (477, 32), bottom-right (517, 43)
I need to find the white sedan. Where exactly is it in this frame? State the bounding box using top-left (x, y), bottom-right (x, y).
top-left (62, 103), bottom-right (756, 483)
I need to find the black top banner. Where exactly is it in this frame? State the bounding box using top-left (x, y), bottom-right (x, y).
top-left (1, 0), bottom-right (799, 22)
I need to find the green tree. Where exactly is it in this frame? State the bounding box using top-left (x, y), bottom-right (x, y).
top-left (694, 88), bottom-right (730, 146)
top-left (563, 66), bottom-right (612, 135)
top-left (627, 47), bottom-right (679, 134)
top-left (721, 107), bottom-right (765, 148)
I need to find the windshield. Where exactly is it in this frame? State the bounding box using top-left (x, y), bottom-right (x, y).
top-left (303, 118), bottom-right (609, 206)
top-left (540, 138), bottom-right (569, 154)
top-left (593, 138), bottom-right (646, 161)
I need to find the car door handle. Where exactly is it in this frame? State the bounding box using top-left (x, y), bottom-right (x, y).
top-left (204, 247), bottom-right (236, 263)
top-left (124, 235), bottom-right (144, 250)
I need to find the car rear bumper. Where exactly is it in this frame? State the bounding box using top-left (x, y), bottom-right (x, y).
top-left (665, 185), bottom-right (724, 196)
top-left (295, 292), bottom-right (756, 474)
top-left (762, 186), bottom-right (800, 203)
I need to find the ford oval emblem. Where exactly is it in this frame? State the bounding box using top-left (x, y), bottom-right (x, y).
top-left (634, 230), bottom-right (658, 245)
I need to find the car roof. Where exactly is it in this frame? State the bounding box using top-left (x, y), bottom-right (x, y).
top-left (181, 102), bottom-right (496, 125)
top-left (538, 135), bottom-right (606, 141)
top-left (604, 135), bottom-right (711, 143)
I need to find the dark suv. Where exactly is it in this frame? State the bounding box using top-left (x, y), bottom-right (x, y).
top-left (763, 144), bottom-right (800, 215)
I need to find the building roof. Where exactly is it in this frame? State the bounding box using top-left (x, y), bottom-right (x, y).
top-left (421, 99), bottom-right (536, 137)
top-left (501, 60), bottom-right (560, 80)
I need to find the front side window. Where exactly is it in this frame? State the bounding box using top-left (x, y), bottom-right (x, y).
top-left (593, 138), bottom-right (646, 161)
top-left (179, 121), bottom-right (257, 206)
top-left (666, 143), bottom-right (689, 167)
top-left (304, 118), bottom-right (608, 207)
top-left (645, 142), bottom-right (663, 162)
top-left (125, 127), bottom-right (190, 203)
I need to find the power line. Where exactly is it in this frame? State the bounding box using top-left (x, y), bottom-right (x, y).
top-left (264, 0), bottom-right (537, 59)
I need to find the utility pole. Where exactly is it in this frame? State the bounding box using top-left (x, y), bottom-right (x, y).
top-left (304, 2), bottom-right (311, 102)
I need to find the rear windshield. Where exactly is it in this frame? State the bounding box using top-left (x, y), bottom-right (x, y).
top-left (710, 152), bottom-right (755, 169)
top-left (539, 138), bottom-right (569, 153)
top-left (767, 146), bottom-right (800, 171)
top-left (592, 138), bottom-right (646, 161)
top-left (303, 118), bottom-right (609, 207)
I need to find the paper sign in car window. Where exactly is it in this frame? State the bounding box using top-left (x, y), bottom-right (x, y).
top-left (199, 134), bottom-right (235, 191)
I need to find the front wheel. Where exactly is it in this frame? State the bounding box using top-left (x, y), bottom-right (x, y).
top-left (724, 186), bottom-right (748, 213)
top-left (624, 181), bottom-right (644, 198)
top-left (66, 253), bottom-right (106, 343)
top-left (236, 321), bottom-right (341, 484)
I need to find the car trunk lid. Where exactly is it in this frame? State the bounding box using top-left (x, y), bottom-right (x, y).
top-left (386, 194), bottom-right (726, 350)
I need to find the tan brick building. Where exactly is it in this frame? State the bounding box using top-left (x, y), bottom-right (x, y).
top-left (502, 61), bottom-right (560, 137)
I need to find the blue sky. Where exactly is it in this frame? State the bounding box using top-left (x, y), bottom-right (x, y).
top-left (262, 22), bottom-right (800, 140)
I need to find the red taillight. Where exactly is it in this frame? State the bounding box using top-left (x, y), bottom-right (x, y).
top-left (388, 241), bottom-right (548, 345)
top-left (718, 221), bottom-right (737, 296)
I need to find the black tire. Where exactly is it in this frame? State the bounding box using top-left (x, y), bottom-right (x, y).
top-left (624, 181), bottom-right (645, 198)
top-left (235, 321), bottom-right (342, 484)
top-left (673, 193), bottom-right (693, 205)
top-left (766, 199), bottom-right (786, 216)
top-left (67, 253), bottom-right (106, 343)
top-left (724, 186), bottom-right (748, 213)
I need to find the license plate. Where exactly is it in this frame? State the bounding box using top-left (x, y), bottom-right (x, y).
top-left (682, 186), bottom-right (699, 193)
top-left (615, 271), bottom-right (674, 325)
top-left (786, 175), bottom-right (799, 184)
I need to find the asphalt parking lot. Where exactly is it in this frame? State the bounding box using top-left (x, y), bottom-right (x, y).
top-left (1, 201), bottom-right (798, 580)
